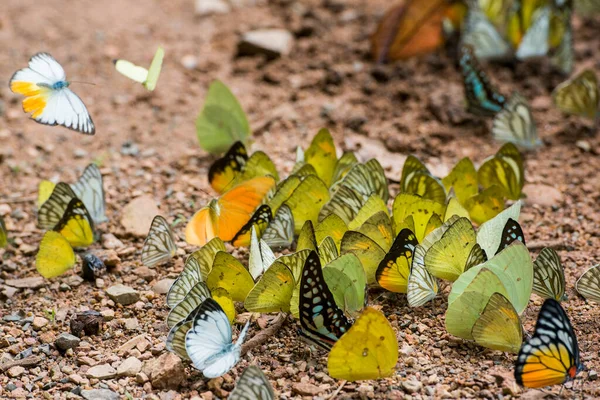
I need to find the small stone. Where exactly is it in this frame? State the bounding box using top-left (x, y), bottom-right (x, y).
top-left (195, 0), bottom-right (231, 15)
top-left (181, 55), bottom-right (199, 70)
top-left (575, 140), bottom-right (591, 152)
top-left (123, 318), bottom-right (139, 330)
top-left (152, 279), bottom-right (174, 294)
top-left (55, 333), bottom-right (81, 351)
top-left (101, 233), bottom-right (124, 249)
top-left (5, 276), bottom-right (45, 289)
top-left (134, 266), bottom-right (156, 281)
top-left (523, 184), bottom-right (564, 207)
top-left (32, 316), bottom-right (49, 330)
top-left (589, 370), bottom-right (598, 380)
top-left (90, 249), bottom-right (121, 268)
top-left (70, 311), bottom-right (104, 337)
top-left (106, 284), bottom-right (139, 305)
top-left (238, 29), bottom-right (294, 58)
top-left (120, 196), bottom-right (160, 237)
top-left (2, 286), bottom-right (19, 298)
top-left (8, 366), bottom-right (25, 377)
top-left (81, 389), bottom-right (120, 400)
top-left (143, 352), bottom-right (185, 389)
top-left (402, 380), bottom-right (423, 394)
top-left (118, 334), bottom-right (151, 355)
top-left (292, 382), bottom-right (326, 396)
top-left (100, 309), bottom-right (115, 321)
top-left (117, 356), bottom-right (142, 377)
top-left (86, 364), bottom-right (117, 380)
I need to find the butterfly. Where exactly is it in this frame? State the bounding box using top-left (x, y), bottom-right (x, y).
top-left (459, 44), bottom-right (507, 116)
top-left (141, 215), bottom-right (177, 268)
top-left (327, 307), bottom-right (398, 381)
top-left (229, 365), bottom-right (275, 400)
top-left (196, 80), bottom-right (251, 154)
top-left (114, 46), bottom-right (164, 91)
top-left (533, 247), bottom-right (566, 301)
top-left (513, 6), bottom-right (551, 60)
top-left (0, 216), bottom-right (7, 248)
top-left (392, 193), bottom-right (445, 242)
top-left (461, 0), bottom-right (513, 61)
top-left (476, 201), bottom-right (522, 256)
top-left (376, 228), bottom-right (418, 293)
top-left (9, 53), bottom-right (95, 134)
top-left (70, 163), bottom-right (107, 224)
top-left (492, 92), bottom-right (541, 149)
top-left (209, 142), bottom-right (278, 194)
top-left (167, 282), bottom-right (212, 328)
top-left (38, 182), bottom-right (77, 230)
top-left (231, 205), bottom-right (273, 247)
top-left (408, 244), bottom-right (439, 307)
top-left (549, 1), bottom-right (574, 75)
top-left (494, 217), bottom-right (525, 255)
top-left (294, 128), bottom-right (338, 187)
top-left (53, 198), bottom-right (95, 248)
top-left (261, 204), bottom-right (295, 250)
top-left (575, 264), bottom-right (600, 303)
top-left (284, 175), bottom-right (330, 234)
top-left (36, 231), bottom-right (76, 279)
top-left (248, 226), bottom-right (276, 280)
top-left (322, 253), bottom-right (367, 318)
top-left (340, 231), bottom-right (387, 285)
top-left (185, 298), bottom-right (250, 378)
top-left (185, 176), bottom-right (276, 246)
top-left (478, 143), bottom-right (525, 201)
top-left (515, 298), bottom-right (584, 388)
top-left (298, 250), bottom-right (353, 350)
top-left (206, 252), bottom-right (254, 302)
top-left (552, 69), bottom-right (599, 121)
top-left (245, 260), bottom-right (296, 314)
top-left (37, 180), bottom-right (56, 210)
top-left (471, 292), bottom-right (523, 353)
top-left (399, 155), bottom-right (446, 204)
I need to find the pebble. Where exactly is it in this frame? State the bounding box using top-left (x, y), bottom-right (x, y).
top-left (238, 29), bottom-right (294, 58)
top-left (5, 277), bottom-right (45, 289)
top-left (86, 364), bottom-right (117, 380)
top-left (181, 55), bottom-right (199, 70)
top-left (102, 233), bottom-right (124, 249)
top-left (100, 309), bottom-right (115, 321)
top-left (142, 352), bottom-right (185, 389)
top-left (106, 284), bottom-right (140, 305)
top-left (123, 318), bottom-right (139, 330)
top-left (8, 366), bottom-right (25, 377)
top-left (523, 184), bottom-right (564, 207)
top-left (134, 266), bottom-right (157, 281)
top-left (402, 380), bottom-right (423, 394)
top-left (117, 356), bottom-right (142, 377)
top-left (55, 333), bottom-right (81, 351)
top-left (117, 334), bottom-right (151, 355)
top-left (32, 316), bottom-right (49, 330)
top-left (152, 278), bottom-right (174, 294)
top-left (81, 389), bottom-right (120, 400)
top-left (120, 196), bottom-right (160, 237)
top-left (292, 382), bottom-right (326, 396)
top-left (195, 0), bottom-right (231, 15)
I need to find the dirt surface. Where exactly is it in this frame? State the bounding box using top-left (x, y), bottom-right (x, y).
top-left (1, 0), bottom-right (599, 399)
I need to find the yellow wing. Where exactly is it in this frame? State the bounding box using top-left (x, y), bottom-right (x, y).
top-left (36, 231), bottom-right (76, 278)
top-left (471, 292), bottom-right (522, 353)
top-left (37, 180), bottom-right (56, 209)
top-left (53, 198), bottom-right (95, 248)
top-left (327, 307), bottom-right (398, 381)
top-left (552, 69), bottom-right (599, 120)
top-left (304, 128), bottom-right (337, 186)
top-left (206, 252), bottom-right (254, 301)
top-left (245, 261), bottom-right (294, 313)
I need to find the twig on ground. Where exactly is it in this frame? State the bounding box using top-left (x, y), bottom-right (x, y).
top-left (241, 313), bottom-right (287, 356)
top-left (328, 380), bottom-right (347, 399)
top-left (527, 240), bottom-right (569, 251)
top-left (0, 196), bottom-right (37, 204)
top-left (0, 356), bottom-right (43, 372)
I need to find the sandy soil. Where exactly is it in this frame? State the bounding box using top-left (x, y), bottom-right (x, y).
top-left (0, 0), bottom-right (599, 398)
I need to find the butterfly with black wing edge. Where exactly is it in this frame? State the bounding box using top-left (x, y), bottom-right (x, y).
top-left (53, 198), bottom-right (95, 248)
top-left (515, 298), bottom-right (584, 388)
top-left (298, 250), bottom-right (353, 351)
top-left (141, 216), bottom-right (177, 268)
top-left (185, 298), bottom-right (250, 379)
top-left (459, 44), bottom-right (506, 117)
top-left (70, 163), bottom-right (107, 224)
top-left (229, 365), bottom-right (276, 400)
top-left (38, 182), bottom-right (77, 230)
top-left (494, 217), bottom-right (525, 255)
top-left (375, 228), bottom-right (418, 294)
top-left (9, 53), bottom-right (95, 134)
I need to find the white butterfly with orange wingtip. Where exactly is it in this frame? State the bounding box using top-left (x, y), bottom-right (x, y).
top-left (9, 53), bottom-right (95, 134)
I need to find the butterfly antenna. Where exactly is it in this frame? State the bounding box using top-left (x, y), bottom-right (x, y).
top-left (70, 81), bottom-right (97, 86)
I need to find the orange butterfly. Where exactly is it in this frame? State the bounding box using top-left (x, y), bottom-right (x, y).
top-left (185, 176), bottom-right (276, 246)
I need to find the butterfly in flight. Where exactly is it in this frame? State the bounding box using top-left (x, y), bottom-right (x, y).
top-left (9, 53), bottom-right (95, 134)
top-left (515, 299), bottom-right (583, 388)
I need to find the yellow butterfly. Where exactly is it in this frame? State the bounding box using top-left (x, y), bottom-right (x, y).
top-left (478, 142), bottom-right (524, 201)
top-left (36, 231), bottom-right (76, 279)
top-left (206, 252), bottom-right (254, 301)
top-left (327, 307), bottom-right (398, 381)
top-left (392, 193), bottom-right (445, 241)
top-left (114, 46), bottom-right (164, 91)
top-left (471, 292), bottom-right (523, 353)
top-left (552, 69), bottom-right (599, 121)
top-left (0, 216), bottom-right (8, 248)
top-left (37, 180), bottom-right (56, 209)
top-left (283, 175), bottom-right (330, 234)
top-left (52, 198), bottom-right (95, 248)
top-left (299, 128), bottom-right (337, 186)
top-left (399, 155), bottom-right (446, 204)
top-left (375, 228), bottom-right (418, 293)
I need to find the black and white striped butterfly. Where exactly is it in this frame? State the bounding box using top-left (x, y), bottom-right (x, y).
top-left (515, 299), bottom-right (583, 388)
top-left (9, 53), bottom-right (95, 134)
top-left (141, 215), bottom-right (177, 267)
top-left (185, 298), bottom-right (250, 379)
top-left (298, 250), bottom-right (352, 350)
top-left (229, 365), bottom-right (275, 400)
top-left (576, 264), bottom-right (600, 303)
top-left (492, 93), bottom-right (541, 150)
top-left (38, 182), bottom-right (77, 230)
top-left (166, 282), bottom-right (212, 328)
top-left (262, 205), bottom-right (295, 250)
top-left (533, 248), bottom-right (566, 301)
top-left (70, 164), bottom-right (107, 224)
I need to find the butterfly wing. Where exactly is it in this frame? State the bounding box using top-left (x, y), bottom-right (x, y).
top-left (38, 182), bottom-right (77, 230)
top-left (208, 141), bottom-right (249, 194)
top-left (53, 198), bottom-right (95, 248)
top-left (515, 7), bottom-right (550, 60)
top-left (461, 1), bottom-right (513, 60)
top-left (576, 265), bottom-right (600, 303)
top-left (248, 226), bottom-right (276, 280)
top-left (141, 215), bottom-right (177, 267)
top-left (167, 282), bottom-right (212, 328)
top-left (533, 248), bottom-right (566, 301)
top-left (0, 216), bottom-right (7, 248)
top-left (114, 60), bottom-right (148, 83)
top-left (552, 69), bottom-right (599, 120)
top-left (472, 292), bottom-right (523, 353)
top-left (229, 366), bottom-right (276, 400)
top-left (407, 244), bottom-right (439, 307)
top-left (375, 228), bottom-right (418, 293)
top-left (231, 205), bottom-right (273, 247)
top-left (494, 218), bottom-right (526, 255)
top-left (70, 163), bottom-right (107, 224)
top-left (35, 231), bottom-right (76, 279)
top-left (515, 299), bottom-right (582, 388)
top-left (492, 92), bottom-right (541, 149)
top-left (262, 204), bottom-right (295, 250)
top-left (298, 250), bottom-right (353, 350)
top-left (144, 46), bottom-right (164, 91)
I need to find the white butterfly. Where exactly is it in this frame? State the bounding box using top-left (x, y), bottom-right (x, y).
top-left (462, 0), bottom-right (512, 61)
top-left (141, 215), bottom-right (177, 267)
top-left (229, 365), bottom-right (275, 400)
top-left (248, 226), bottom-right (276, 280)
top-left (9, 53), bottom-right (95, 134)
top-left (492, 92), bottom-right (542, 149)
top-left (407, 244), bottom-right (439, 307)
top-left (515, 7), bottom-right (550, 60)
top-left (185, 298), bottom-right (250, 379)
top-left (70, 164), bottom-right (107, 224)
